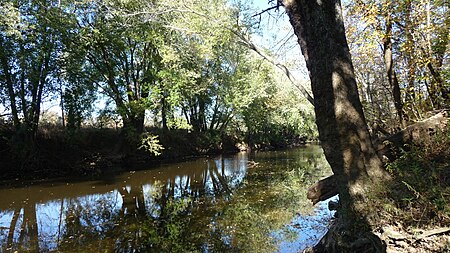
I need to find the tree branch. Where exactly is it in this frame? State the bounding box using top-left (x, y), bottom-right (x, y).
top-left (307, 175), bottom-right (338, 204)
top-left (233, 31), bottom-right (315, 106)
top-left (0, 113), bottom-right (12, 117)
top-left (252, 5), bottom-right (281, 17)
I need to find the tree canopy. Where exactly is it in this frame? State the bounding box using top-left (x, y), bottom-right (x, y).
top-left (0, 0), bottom-right (317, 155)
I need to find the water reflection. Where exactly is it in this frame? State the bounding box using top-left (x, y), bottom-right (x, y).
top-left (0, 145), bottom-right (333, 252)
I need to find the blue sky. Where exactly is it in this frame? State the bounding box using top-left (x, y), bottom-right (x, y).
top-left (247, 1), bottom-right (310, 88)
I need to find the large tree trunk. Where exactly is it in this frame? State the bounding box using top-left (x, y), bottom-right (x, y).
top-left (280, 0), bottom-right (390, 229)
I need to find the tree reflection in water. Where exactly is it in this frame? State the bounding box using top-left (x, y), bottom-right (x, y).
top-left (0, 146), bottom-right (333, 252)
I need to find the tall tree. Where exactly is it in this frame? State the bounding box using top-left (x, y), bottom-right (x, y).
top-left (381, 8), bottom-right (405, 127)
top-left (278, 0), bottom-right (391, 246)
top-left (0, 0), bottom-right (64, 146)
top-left (66, 0), bottom-right (165, 135)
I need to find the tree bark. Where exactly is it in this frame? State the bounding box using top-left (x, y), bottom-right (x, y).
top-left (280, 0), bottom-right (391, 227)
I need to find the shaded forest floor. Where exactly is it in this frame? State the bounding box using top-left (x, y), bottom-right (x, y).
top-left (0, 125), bottom-right (308, 182)
top-left (376, 136), bottom-right (450, 252)
top-left (373, 114), bottom-right (450, 252)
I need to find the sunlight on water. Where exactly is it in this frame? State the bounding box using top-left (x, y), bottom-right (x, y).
top-left (0, 145), bottom-right (334, 252)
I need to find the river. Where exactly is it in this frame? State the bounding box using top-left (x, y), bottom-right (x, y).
top-left (0, 145), bottom-right (334, 253)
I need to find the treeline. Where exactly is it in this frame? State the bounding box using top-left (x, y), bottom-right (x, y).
top-left (0, 0), bottom-right (316, 175)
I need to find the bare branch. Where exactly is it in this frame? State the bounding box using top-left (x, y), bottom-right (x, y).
top-left (233, 31), bottom-right (315, 106)
top-left (252, 5), bottom-right (280, 18)
top-left (0, 113), bottom-right (12, 117)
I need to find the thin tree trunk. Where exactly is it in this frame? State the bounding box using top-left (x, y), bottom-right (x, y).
top-left (427, 62), bottom-right (449, 107)
top-left (198, 96), bottom-right (206, 132)
top-left (59, 82), bottom-right (65, 128)
top-left (0, 38), bottom-right (20, 128)
top-left (382, 17), bottom-right (405, 127)
top-left (161, 95), bottom-right (168, 130)
top-left (32, 52), bottom-right (50, 138)
top-left (209, 96), bottom-right (220, 130)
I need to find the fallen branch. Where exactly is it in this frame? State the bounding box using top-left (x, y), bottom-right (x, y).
top-left (413, 227), bottom-right (450, 241)
top-left (375, 110), bottom-right (449, 161)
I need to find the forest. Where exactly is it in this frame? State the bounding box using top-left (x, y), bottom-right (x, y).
top-left (0, 0), bottom-right (449, 252)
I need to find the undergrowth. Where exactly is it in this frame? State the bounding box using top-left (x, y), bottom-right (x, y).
top-left (382, 128), bottom-right (450, 228)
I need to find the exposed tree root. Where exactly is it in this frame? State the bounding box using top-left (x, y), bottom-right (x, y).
top-left (303, 218), bottom-right (386, 253)
top-left (378, 225), bottom-right (450, 253)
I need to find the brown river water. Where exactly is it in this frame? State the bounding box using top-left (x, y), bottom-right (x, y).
top-left (0, 145), bottom-right (335, 253)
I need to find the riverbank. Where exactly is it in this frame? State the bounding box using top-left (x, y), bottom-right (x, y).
top-left (307, 121), bottom-right (450, 252)
top-left (0, 125), bottom-right (309, 181)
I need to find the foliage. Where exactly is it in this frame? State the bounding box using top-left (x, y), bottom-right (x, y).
top-left (240, 68), bottom-right (317, 148)
top-left (138, 133), bottom-right (164, 156)
top-left (96, 106), bottom-right (121, 129)
top-left (0, 0), bottom-right (68, 144)
top-left (64, 83), bottom-right (97, 133)
top-left (345, 0), bottom-right (450, 130)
